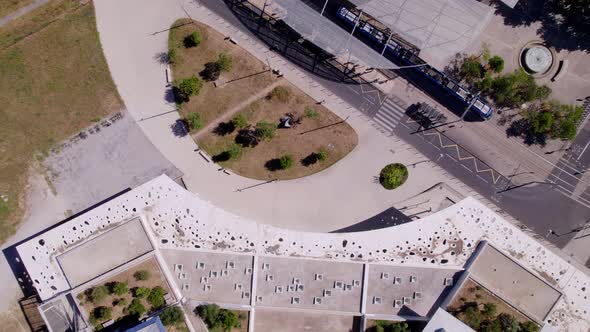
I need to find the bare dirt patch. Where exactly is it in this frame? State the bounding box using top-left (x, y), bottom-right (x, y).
top-left (197, 82), bottom-right (358, 180)
top-left (168, 19), bottom-right (276, 128)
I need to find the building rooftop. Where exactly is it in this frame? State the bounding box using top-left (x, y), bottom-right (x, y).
top-left (15, 175), bottom-right (590, 331)
top-left (422, 308), bottom-right (474, 332)
top-left (469, 243), bottom-right (562, 322)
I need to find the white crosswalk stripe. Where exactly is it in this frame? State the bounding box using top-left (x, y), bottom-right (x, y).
top-left (372, 98), bottom-right (406, 130)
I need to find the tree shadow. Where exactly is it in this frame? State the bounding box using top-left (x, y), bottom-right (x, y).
top-left (264, 158), bottom-right (281, 171)
top-left (171, 86), bottom-right (188, 104)
top-left (212, 151), bottom-right (231, 163)
top-left (171, 119), bottom-right (188, 137)
top-left (164, 88), bottom-right (176, 103)
top-left (235, 129), bottom-right (259, 147)
top-left (200, 62), bottom-right (220, 81)
top-left (506, 118), bottom-right (548, 146)
top-left (494, 0), bottom-right (590, 52)
top-left (213, 121), bottom-right (235, 136)
top-left (153, 51), bottom-right (169, 65)
top-left (183, 35), bottom-right (198, 48)
top-left (301, 153), bottom-right (318, 166)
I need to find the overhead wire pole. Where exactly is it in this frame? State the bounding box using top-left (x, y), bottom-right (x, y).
top-left (257, 0), bottom-right (268, 33)
top-left (343, 10), bottom-right (363, 77)
top-left (320, 0), bottom-right (329, 16)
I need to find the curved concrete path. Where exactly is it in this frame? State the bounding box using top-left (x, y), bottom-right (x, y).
top-left (94, 0), bottom-right (481, 232)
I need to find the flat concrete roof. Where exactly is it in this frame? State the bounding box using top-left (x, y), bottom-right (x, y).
top-left (422, 307), bottom-right (474, 332)
top-left (366, 265), bottom-right (460, 317)
top-left (56, 218), bottom-right (153, 287)
top-left (254, 309), bottom-right (355, 332)
top-left (256, 257), bottom-right (363, 312)
top-left (469, 244), bottom-right (562, 322)
top-left (160, 249), bottom-right (253, 305)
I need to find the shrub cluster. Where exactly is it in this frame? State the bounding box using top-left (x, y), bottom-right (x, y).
top-left (195, 304), bottom-right (241, 331)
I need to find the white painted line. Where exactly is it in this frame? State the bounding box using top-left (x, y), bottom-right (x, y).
top-left (461, 164), bottom-right (473, 173)
top-left (446, 154), bottom-right (458, 162)
top-left (476, 174), bottom-right (490, 184)
top-left (578, 140), bottom-right (590, 161)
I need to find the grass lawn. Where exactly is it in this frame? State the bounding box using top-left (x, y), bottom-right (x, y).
top-left (197, 83), bottom-right (358, 180)
top-left (168, 19), bottom-right (276, 128)
top-left (0, 0), bottom-right (123, 243)
top-left (0, 0), bottom-right (33, 18)
top-left (77, 258), bottom-right (174, 327)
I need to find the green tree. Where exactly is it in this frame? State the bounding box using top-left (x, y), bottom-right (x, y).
top-left (519, 321), bottom-right (540, 332)
top-left (488, 55), bottom-right (504, 73)
top-left (185, 31), bottom-right (202, 48)
top-left (160, 306), bottom-right (184, 326)
top-left (112, 282), bottom-right (128, 296)
top-left (134, 286), bottom-right (150, 299)
top-left (254, 121), bottom-right (276, 140)
top-left (219, 309), bottom-right (241, 331)
top-left (91, 285), bottom-right (109, 304)
top-left (147, 286), bottom-right (166, 308)
top-left (553, 103), bottom-right (582, 140)
top-left (491, 69), bottom-right (551, 107)
top-left (89, 306), bottom-right (112, 325)
top-left (374, 320), bottom-right (410, 332)
top-left (126, 298), bottom-right (146, 318)
top-left (175, 75), bottom-right (203, 101)
top-left (482, 303), bottom-right (497, 319)
top-left (195, 304), bottom-right (221, 328)
top-left (461, 57), bottom-right (484, 83)
top-left (476, 73), bottom-right (493, 92)
top-left (279, 155), bottom-right (294, 170)
top-left (185, 112), bottom-right (203, 131)
top-left (216, 53), bottom-right (233, 72)
top-left (133, 270), bottom-right (150, 281)
top-left (232, 114), bottom-right (248, 129)
top-left (496, 313), bottom-right (519, 332)
top-left (530, 111), bottom-right (555, 135)
top-left (379, 163), bottom-right (409, 190)
top-left (463, 304), bottom-right (482, 329)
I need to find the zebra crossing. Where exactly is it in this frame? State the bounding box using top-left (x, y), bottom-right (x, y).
top-left (371, 98), bottom-right (407, 132)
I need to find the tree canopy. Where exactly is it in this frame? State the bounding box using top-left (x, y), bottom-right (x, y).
top-left (379, 163), bottom-right (409, 190)
top-left (195, 304), bottom-right (241, 331)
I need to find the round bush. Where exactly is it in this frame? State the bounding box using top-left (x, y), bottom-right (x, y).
top-left (279, 155), bottom-right (294, 170)
top-left (379, 163), bottom-right (408, 190)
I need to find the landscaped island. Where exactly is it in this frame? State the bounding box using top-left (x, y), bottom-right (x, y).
top-left (168, 19), bottom-right (357, 180)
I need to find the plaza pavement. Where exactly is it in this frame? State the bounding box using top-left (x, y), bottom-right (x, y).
top-left (93, 0), bottom-right (493, 233)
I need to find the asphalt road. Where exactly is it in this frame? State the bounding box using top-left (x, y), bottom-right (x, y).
top-left (202, 0), bottom-right (590, 250)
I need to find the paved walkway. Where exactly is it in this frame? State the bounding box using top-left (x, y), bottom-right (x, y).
top-left (0, 0), bottom-right (49, 28)
top-left (193, 79), bottom-right (282, 140)
top-left (93, 0), bottom-right (490, 232)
